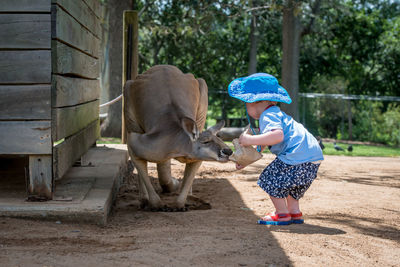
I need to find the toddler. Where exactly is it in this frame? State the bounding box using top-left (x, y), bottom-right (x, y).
top-left (228, 73), bottom-right (324, 225)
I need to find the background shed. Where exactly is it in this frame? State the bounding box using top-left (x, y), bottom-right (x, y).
top-left (0, 0), bottom-right (103, 200)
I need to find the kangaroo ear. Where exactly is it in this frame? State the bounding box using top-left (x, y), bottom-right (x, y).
top-left (207, 120), bottom-right (225, 135)
top-left (181, 117), bottom-right (199, 141)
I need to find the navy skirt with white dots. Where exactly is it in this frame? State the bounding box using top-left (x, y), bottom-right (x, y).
top-left (257, 157), bottom-right (321, 200)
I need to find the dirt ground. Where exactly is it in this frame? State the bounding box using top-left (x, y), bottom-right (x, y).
top-left (1, 154), bottom-right (399, 267)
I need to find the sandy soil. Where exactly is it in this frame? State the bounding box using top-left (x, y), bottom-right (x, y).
top-left (1, 154), bottom-right (399, 267)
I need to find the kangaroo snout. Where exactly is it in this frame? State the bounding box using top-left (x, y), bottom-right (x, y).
top-left (221, 148), bottom-right (233, 157)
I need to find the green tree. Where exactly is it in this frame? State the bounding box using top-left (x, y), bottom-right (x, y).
top-left (101, 0), bottom-right (400, 144)
top-left (298, 0), bottom-right (400, 142)
top-left (300, 0), bottom-right (400, 97)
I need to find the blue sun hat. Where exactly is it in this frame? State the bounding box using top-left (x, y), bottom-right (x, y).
top-left (228, 73), bottom-right (292, 104)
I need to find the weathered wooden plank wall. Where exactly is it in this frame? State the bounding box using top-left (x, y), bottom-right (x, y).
top-left (53, 120), bottom-right (99, 180)
top-left (0, 51), bottom-right (52, 83)
top-left (0, 121), bottom-right (52, 154)
top-left (52, 76), bottom-right (99, 107)
top-left (82, 0), bottom-right (102, 19)
top-left (0, 0), bottom-right (51, 13)
top-left (54, 0), bottom-right (101, 38)
top-left (0, 1), bottom-right (52, 157)
top-left (0, 85), bottom-right (51, 120)
top-left (0, 14), bottom-right (51, 49)
top-left (52, 100), bottom-right (99, 141)
top-left (52, 6), bottom-right (99, 58)
top-left (0, 0), bottom-right (54, 199)
top-left (0, 0), bottom-right (102, 198)
top-left (52, 41), bottom-right (99, 79)
top-left (51, 0), bottom-right (101, 180)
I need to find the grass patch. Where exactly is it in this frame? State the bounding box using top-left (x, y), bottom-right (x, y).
top-left (321, 142), bottom-right (400, 157)
top-left (98, 137), bottom-right (122, 144)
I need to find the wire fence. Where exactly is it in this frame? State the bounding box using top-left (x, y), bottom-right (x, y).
top-left (209, 90), bottom-right (400, 145)
top-left (99, 89), bottom-right (399, 145)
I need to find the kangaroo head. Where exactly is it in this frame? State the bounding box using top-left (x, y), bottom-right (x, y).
top-left (181, 118), bottom-right (233, 162)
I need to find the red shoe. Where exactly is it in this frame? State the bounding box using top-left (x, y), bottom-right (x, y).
top-left (290, 212), bottom-right (304, 224)
top-left (258, 212), bottom-right (292, 225)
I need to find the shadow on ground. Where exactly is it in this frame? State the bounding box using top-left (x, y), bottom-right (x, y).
top-left (269, 223), bottom-right (346, 235)
top-left (111, 161), bottom-right (293, 266)
top-left (310, 213), bottom-right (400, 243)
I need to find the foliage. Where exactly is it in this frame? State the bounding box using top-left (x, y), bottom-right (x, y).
top-left (131, 0), bottom-right (399, 145)
top-left (97, 137), bottom-right (122, 144)
top-left (300, 0), bottom-right (400, 97)
top-left (301, 76), bottom-right (349, 137)
top-left (136, 0), bottom-right (252, 119)
top-left (350, 102), bottom-right (400, 146)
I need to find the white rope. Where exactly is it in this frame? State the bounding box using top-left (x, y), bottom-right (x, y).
top-left (99, 94), bottom-right (123, 108)
top-left (299, 93), bottom-right (400, 101)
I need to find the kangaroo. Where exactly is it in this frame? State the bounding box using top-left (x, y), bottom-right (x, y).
top-left (124, 65), bottom-right (232, 210)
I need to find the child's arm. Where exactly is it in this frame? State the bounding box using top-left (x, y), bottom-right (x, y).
top-left (239, 129), bottom-right (284, 147)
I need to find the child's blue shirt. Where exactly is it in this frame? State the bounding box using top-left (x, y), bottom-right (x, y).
top-left (259, 106), bottom-right (324, 165)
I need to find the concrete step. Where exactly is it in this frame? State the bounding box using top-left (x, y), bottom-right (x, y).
top-left (0, 144), bottom-right (128, 225)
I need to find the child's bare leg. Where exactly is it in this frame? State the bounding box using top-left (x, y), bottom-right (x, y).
top-left (286, 195), bottom-right (301, 214)
top-left (269, 196), bottom-right (289, 214)
top-left (259, 195), bottom-right (291, 224)
top-left (287, 195), bottom-right (304, 223)
top-left (287, 195), bottom-right (304, 222)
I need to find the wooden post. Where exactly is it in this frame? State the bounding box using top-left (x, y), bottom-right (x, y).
top-left (28, 155), bottom-right (53, 200)
top-left (122, 10), bottom-right (138, 144)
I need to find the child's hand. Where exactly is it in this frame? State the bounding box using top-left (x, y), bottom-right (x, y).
top-left (235, 163), bottom-right (246, 170)
top-left (238, 130), bottom-right (252, 146)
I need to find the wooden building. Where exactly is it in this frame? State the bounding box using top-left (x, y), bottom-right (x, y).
top-left (0, 0), bottom-right (102, 199)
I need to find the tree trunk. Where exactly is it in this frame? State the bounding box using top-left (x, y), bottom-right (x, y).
top-left (246, 0), bottom-right (259, 128)
top-left (281, 0), bottom-right (301, 121)
top-left (100, 0), bottom-right (131, 138)
top-left (248, 0), bottom-right (259, 75)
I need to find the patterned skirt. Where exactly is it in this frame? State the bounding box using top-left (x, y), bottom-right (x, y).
top-left (257, 157), bottom-right (321, 200)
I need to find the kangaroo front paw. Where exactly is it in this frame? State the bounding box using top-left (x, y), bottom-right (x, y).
top-left (140, 195), bottom-right (163, 211)
top-left (175, 199), bottom-right (186, 211)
